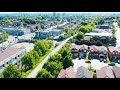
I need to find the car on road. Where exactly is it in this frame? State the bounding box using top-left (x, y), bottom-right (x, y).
top-left (108, 62), bottom-right (115, 66)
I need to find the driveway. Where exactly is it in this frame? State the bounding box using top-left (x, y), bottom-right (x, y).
top-left (73, 59), bottom-right (108, 71)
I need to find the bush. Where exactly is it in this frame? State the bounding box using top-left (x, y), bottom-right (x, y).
top-left (2, 64), bottom-right (22, 78)
top-left (43, 62), bottom-right (63, 78)
top-left (36, 69), bottom-right (54, 78)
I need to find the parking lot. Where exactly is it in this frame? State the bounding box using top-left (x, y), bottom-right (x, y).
top-left (11, 42), bottom-right (34, 52)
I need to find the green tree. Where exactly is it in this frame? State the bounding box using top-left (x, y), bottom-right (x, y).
top-left (34, 40), bottom-right (52, 56)
top-left (63, 56), bottom-right (74, 69)
top-left (76, 32), bottom-right (84, 41)
top-left (49, 53), bottom-right (62, 62)
top-left (112, 28), bottom-right (116, 36)
top-left (0, 74), bottom-right (3, 78)
top-left (5, 19), bottom-right (12, 25)
top-left (36, 69), bottom-right (54, 78)
top-left (21, 52), bottom-right (35, 71)
top-left (2, 30), bottom-right (9, 42)
top-left (43, 62), bottom-right (63, 77)
top-left (2, 64), bottom-right (22, 78)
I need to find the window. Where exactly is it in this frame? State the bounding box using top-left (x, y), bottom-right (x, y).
top-left (6, 62), bottom-right (8, 64)
top-left (15, 57), bottom-right (17, 59)
top-left (2, 64), bottom-right (4, 67)
top-left (18, 55), bottom-right (19, 57)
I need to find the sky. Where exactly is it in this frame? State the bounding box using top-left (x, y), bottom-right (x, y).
top-left (0, 12), bottom-right (120, 14)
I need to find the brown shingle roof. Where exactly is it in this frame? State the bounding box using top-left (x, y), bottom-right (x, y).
top-left (57, 67), bottom-right (75, 78)
top-left (112, 66), bottom-right (120, 78)
top-left (96, 66), bottom-right (115, 78)
top-left (0, 47), bottom-right (24, 62)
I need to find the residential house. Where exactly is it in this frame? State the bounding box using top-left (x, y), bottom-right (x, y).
top-left (88, 45), bottom-right (99, 59)
top-left (71, 44), bottom-right (88, 59)
top-left (57, 67), bottom-right (75, 78)
top-left (112, 66), bottom-right (120, 78)
top-left (108, 47), bottom-right (120, 63)
top-left (96, 66), bottom-right (115, 78)
top-left (0, 47), bottom-right (26, 73)
top-left (75, 66), bottom-right (93, 78)
top-left (88, 45), bottom-right (107, 60)
top-left (98, 46), bottom-right (108, 60)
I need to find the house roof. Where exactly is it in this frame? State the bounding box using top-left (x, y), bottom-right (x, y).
top-left (96, 66), bottom-right (115, 78)
top-left (108, 47), bottom-right (120, 53)
top-left (112, 66), bottom-right (120, 78)
top-left (85, 33), bottom-right (112, 37)
top-left (98, 46), bottom-right (107, 52)
top-left (57, 67), bottom-right (75, 78)
top-left (0, 47), bottom-right (24, 62)
top-left (75, 66), bottom-right (93, 78)
top-left (71, 44), bottom-right (88, 51)
top-left (89, 45), bottom-right (99, 51)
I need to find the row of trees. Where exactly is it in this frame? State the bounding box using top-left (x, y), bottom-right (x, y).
top-left (0, 30), bottom-right (9, 43)
top-left (21, 40), bottom-right (53, 72)
top-left (36, 43), bottom-right (74, 78)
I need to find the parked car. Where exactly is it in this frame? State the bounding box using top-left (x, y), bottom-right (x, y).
top-left (118, 60), bottom-right (120, 64)
top-left (85, 61), bottom-right (91, 63)
top-left (108, 62), bottom-right (115, 66)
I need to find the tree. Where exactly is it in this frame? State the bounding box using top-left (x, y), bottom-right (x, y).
top-left (21, 52), bottom-right (35, 71)
top-left (32, 50), bottom-right (39, 62)
top-left (112, 28), bottom-right (116, 36)
top-left (76, 32), bottom-right (84, 41)
top-left (36, 69), bottom-right (54, 78)
top-left (5, 19), bottom-right (12, 25)
top-left (2, 64), bottom-right (22, 78)
top-left (2, 30), bottom-right (9, 42)
top-left (49, 53), bottom-right (62, 62)
top-left (0, 74), bottom-right (3, 78)
top-left (43, 62), bottom-right (63, 77)
top-left (63, 56), bottom-right (74, 69)
top-left (34, 40), bottom-right (52, 56)
top-left (65, 27), bottom-right (70, 34)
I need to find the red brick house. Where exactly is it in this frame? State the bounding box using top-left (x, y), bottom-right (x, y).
top-left (108, 47), bottom-right (120, 63)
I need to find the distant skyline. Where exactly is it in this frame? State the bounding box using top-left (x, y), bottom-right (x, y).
top-left (0, 12), bottom-right (120, 14)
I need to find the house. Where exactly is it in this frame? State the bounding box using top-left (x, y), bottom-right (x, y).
top-left (88, 45), bottom-right (99, 59)
top-left (96, 66), bottom-right (115, 78)
top-left (108, 47), bottom-right (120, 63)
top-left (57, 67), bottom-right (75, 78)
top-left (71, 44), bottom-right (88, 59)
top-left (88, 46), bottom-right (107, 60)
top-left (112, 66), bottom-right (120, 78)
top-left (96, 25), bottom-right (110, 29)
top-left (0, 47), bottom-right (26, 73)
top-left (75, 66), bottom-right (93, 78)
top-left (98, 46), bottom-right (108, 59)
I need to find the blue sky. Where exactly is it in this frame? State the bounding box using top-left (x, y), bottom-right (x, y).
top-left (0, 12), bottom-right (120, 14)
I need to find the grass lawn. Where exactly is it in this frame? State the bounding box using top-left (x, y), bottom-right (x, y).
top-left (84, 36), bottom-right (92, 40)
top-left (22, 47), bottom-right (54, 78)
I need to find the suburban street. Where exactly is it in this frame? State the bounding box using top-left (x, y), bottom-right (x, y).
top-left (27, 34), bottom-right (77, 78)
top-left (113, 22), bottom-right (120, 47)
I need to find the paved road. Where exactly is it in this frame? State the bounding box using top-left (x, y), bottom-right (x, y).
top-left (27, 34), bottom-right (76, 78)
top-left (113, 22), bottom-right (120, 47)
